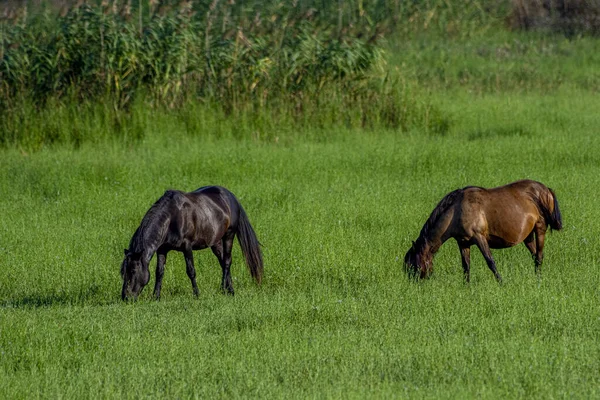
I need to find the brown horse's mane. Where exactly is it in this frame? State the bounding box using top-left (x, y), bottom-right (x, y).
top-left (129, 190), bottom-right (180, 254)
top-left (414, 187), bottom-right (477, 251)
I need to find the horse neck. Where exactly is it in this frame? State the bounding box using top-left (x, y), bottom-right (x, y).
top-left (415, 237), bottom-right (440, 262)
top-left (140, 240), bottom-right (159, 265)
top-left (131, 214), bottom-right (169, 262)
top-left (415, 223), bottom-right (446, 260)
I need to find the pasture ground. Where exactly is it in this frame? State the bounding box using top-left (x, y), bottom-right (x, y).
top-left (1, 34), bottom-right (600, 398)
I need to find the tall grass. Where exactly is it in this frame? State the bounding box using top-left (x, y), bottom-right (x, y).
top-left (0, 1), bottom-right (381, 147)
top-left (1, 1), bottom-right (386, 105)
top-left (0, 0), bottom-right (508, 148)
top-left (2, 0), bottom-right (596, 148)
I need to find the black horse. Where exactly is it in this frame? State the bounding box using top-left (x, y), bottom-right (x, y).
top-left (121, 186), bottom-right (263, 300)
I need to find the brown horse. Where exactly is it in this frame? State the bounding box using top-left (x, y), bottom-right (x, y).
top-left (404, 180), bottom-right (562, 282)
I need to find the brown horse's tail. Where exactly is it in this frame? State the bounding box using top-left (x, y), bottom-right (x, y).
top-left (236, 206), bottom-right (264, 284)
top-left (537, 187), bottom-right (563, 231)
top-left (547, 188), bottom-right (563, 231)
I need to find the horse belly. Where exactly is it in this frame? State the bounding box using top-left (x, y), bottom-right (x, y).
top-left (191, 242), bottom-right (209, 251)
top-left (186, 223), bottom-right (221, 249)
top-left (486, 214), bottom-right (536, 248)
top-left (488, 235), bottom-right (519, 249)
top-left (190, 214), bottom-right (229, 248)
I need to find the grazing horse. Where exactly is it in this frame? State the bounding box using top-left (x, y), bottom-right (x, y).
top-left (121, 186), bottom-right (263, 300)
top-left (404, 180), bottom-right (562, 282)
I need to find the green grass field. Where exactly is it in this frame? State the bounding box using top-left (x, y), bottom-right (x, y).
top-left (2, 21), bottom-right (600, 398)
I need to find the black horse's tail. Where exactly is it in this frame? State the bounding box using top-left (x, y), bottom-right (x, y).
top-left (537, 187), bottom-right (563, 231)
top-left (236, 206), bottom-right (264, 284)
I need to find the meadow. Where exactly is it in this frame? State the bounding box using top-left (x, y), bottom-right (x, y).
top-left (2, 1), bottom-right (600, 399)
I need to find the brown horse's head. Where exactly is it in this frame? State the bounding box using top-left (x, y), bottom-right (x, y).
top-left (404, 241), bottom-right (433, 279)
top-left (121, 249), bottom-right (150, 300)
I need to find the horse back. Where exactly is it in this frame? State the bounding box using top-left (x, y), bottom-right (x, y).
top-left (189, 186), bottom-right (241, 225)
top-left (165, 186), bottom-right (240, 250)
top-left (463, 180), bottom-right (547, 210)
top-left (460, 180), bottom-right (547, 247)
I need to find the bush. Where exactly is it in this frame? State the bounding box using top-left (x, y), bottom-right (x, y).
top-left (510, 0), bottom-right (600, 35)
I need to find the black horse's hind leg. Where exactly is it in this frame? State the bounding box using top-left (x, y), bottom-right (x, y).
top-left (211, 234), bottom-right (235, 295)
top-left (474, 235), bottom-right (503, 283)
top-left (459, 244), bottom-right (471, 283)
top-left (184, 249), bottom-right (200, 297)
top-left (153, 251), bottom-right (167, 300)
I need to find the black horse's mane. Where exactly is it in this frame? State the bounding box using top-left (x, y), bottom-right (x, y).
top-left (129, 190), bottom-right (180, 254)
top-left (414, 187), bottom-right (472, 250)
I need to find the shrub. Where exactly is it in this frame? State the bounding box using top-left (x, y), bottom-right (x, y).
top-left (510, 0), bottom-right (600, 35)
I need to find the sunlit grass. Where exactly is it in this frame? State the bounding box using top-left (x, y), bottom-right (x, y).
top-left (1, 90), bottom-right (599, 396)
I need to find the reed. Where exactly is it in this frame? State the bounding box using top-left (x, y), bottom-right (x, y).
top-left (0, 0), bottom-right (416, 147)
top-left (0, 0), bottom-right (519, 148)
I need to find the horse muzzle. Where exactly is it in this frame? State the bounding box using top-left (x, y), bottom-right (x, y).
top-left (121, 283), bottom-right (139, 301)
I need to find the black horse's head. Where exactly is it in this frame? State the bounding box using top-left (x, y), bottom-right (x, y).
top-left (404, 241), bottom-right (432, 279)
top-left (121, 249), bottom-right (150, 300)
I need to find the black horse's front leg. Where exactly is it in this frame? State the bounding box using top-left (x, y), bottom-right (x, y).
top-left (153, 251), bottom-right (167, 300)
top-left (183, 249), bottom-right (200, 297)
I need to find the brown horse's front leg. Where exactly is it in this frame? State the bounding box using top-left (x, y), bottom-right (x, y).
top-left (474, 235), bottom-right (503, 283)
top-left (459, 244), bottom-right (471, 283)
top-left (183, 249), bottom-right (200, 297)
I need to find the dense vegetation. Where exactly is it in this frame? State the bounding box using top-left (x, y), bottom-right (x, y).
top-left (2, 1), bottom-right (598, 148)
top-left (0, 0), bottom-right (510, 147)
top-left (1, 0), bottom-right (600, 398)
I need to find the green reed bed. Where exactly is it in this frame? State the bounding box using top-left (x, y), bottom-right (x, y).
top-left (2, 1), bottom-right (597, 149)
top-left (0, 0), bottom-right (511, 148)
top-left (0, 1), bottom-right (384, 147)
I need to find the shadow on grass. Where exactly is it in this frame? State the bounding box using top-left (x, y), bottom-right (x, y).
top-left (0, 284), bottom-right (118, 308)
top-left (467, 126), bottom-right (532, 141)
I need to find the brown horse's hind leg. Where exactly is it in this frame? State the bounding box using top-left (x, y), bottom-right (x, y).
top-left (153, 251), bottom-right (167, 300)
top-left (534, 226), bottom-right (547, 275)
top-left (474, 235), bottom-right (503, 283)
top-left (184, 249), bottom-right (200, 297)
top-left (459, 244), bottom-right (471, 283)
top-left (524, 231), bottom-right (540, 274)
top-left (211, 234), bottom-right (235, 295)
top-left (524, 232), bottom-right (535, 256)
